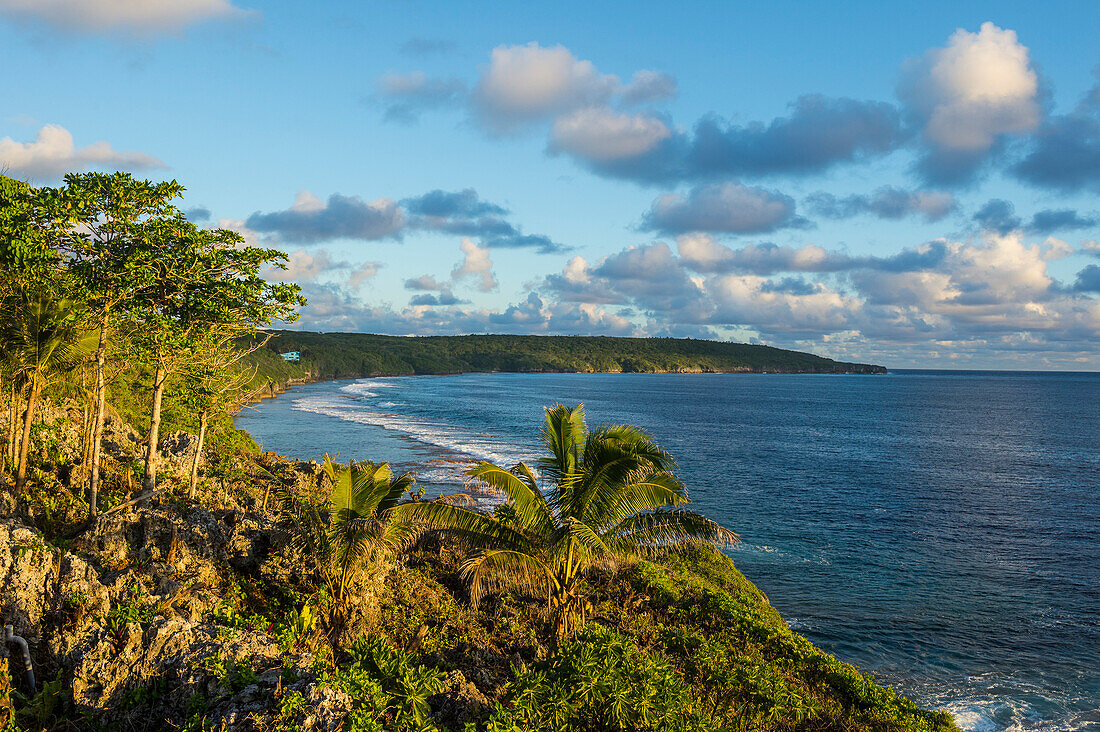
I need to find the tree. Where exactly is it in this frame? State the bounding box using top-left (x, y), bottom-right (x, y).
top-left (278, 456), bottom-right (417, 637)
top-left (178, 334), bottom-right (258, 499)
top-left (0, 289), bottom-right (88, 494)
top-left (50, 172), bottom-right (186, 516)
top-left (127, 218), bottom-right (302, 492)
top-left (403, 404), bottom-right (737, 643)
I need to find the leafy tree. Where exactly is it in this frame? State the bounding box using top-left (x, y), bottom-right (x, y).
top-left (278, 457), bottom-right (418, 637)
top-left (178, 335), bottom-right (257, 499)
top-left (127, 218), bottom-right (302, 492)
top-left (0, 289), bottom-right (88, 494)
top-left (50, 172), bottom-right (187, 516)
top-left (403, 404), bottom-right (737, 644)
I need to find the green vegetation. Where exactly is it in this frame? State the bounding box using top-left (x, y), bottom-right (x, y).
top-left (0, 171), bottom-right (948, 731)
top-left (258, 331), bottom-right (887, 378)
top-left (403, 404), bottom-right (735, 644)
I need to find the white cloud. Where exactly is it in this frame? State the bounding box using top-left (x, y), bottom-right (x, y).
top-left (899, 22), bottom-right (1041, 182)
top-left (620, 70), bottom-right (677, 106)
top-left (642, 183), bottom-right (806, 235)
top-left (473, 43), bottom-right (620, 131)
top-left (549, 107), bottom-right (671, 161)
top-left (0, 124), bottom-right (165, 179)
top-left (451, 237), bottom-right (497, 291)
top-left (0, 0), bottom-right (252, 33)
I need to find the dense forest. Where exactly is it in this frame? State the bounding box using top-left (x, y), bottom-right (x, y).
top-left (260, 331), bottom-right (887, 379)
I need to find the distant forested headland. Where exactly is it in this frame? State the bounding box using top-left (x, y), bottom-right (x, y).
top-left (259, 331), bottom-right (887, 379)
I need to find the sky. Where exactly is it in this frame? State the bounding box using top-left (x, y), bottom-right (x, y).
top-left (2, 1), bottom-right (1100, 369)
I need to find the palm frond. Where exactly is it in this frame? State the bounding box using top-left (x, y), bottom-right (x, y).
top-left (605, 509), bottom-right (739, 557)
top-left (460, 549), bottom-right (551, 609)
top-left (396, 499), bottom-right (539, 555)
top-left (465, 461), bottom-right (554, 535)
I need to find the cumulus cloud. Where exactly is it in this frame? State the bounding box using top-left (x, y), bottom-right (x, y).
top-left (899, 22), bottom-right (1042, 184)
top-left (1073, 265), bottom-right (1100, 292)
top-left (0, 124), bottom-right (165, 179)
top-left (404, 275), bottom-right (446, 291)
top-left (185, 206), bottom-right (212, 222)
top-left (1014, 72), bottom-right (1100, 192)
top-left (472, 43), bottom-right (621, 132)
top-left (641, 183), bottom-right (809, 235)
top-left (807, 187), bottom-right (956, 222)
top-left (620, 70), bottom-right (678, 106)
top-left (402, 188), bottom-right (566, 253)
top-left (1027, 209), bottom-right (1100, 235)
top-left (376, 71), bottom-right (466, 124)
top-left (555, 94), bottom-right (906, 183)
top-left (262, 248), bottom-right (379, 292)
top-left (971, 200), bottom-right (1099, 235)
top-left (410, 291), bottom-right (465, 306)
top-left (0, 0), bottom-right (252, 33)
top-left (451, 238), bottom-right (497, 291)
top-left (549, 108), bottom-right (672, 162)
top-left (246, 187), bottom-right (563, 253)
top-left (973, 199), bottom-right (1022, 234)
top-left (246, 191), bottom-right (404, 244)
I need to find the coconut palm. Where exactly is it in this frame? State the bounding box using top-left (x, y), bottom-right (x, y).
top-left (0, 291), bottom-right (87, 493)
top-left (403, 404), bottom-right (738, 644)
top-left (278, 455), bottom-right (418, 634)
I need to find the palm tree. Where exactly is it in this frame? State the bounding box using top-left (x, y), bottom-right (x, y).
top-left (403, 404), bottom-right (737, 644)
top-left (0, 291), bottom-right (87, 494)
top-left (278, 455), bottom-right (418, 636)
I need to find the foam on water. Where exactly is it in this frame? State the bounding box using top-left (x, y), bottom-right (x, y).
top-left (289, 378), bottom-right (532, 480)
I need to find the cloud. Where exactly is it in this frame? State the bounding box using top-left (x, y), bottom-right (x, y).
top-left (620, 70), bottom-right (677, 106)
top-left (555, 94), bottom-right (906, 183)
top-left (0, 0), bottom-right (252, 34)
top-left (399, 37), bottom-right (457, 57)
top-left (970, 200), bottom-right (1099, 235)
top-left (185, 206), bottom-right (212, 222)
top-left (807, 186), bottom-right (956, 222)
top-left (246, 191), bottom-right (405, 244)
top-left (410, 291), bottom-right (465, 306)
top-left (451, 238), bottom-right (497, 291)
top-left (973, 199), bottom-right (1022, 234)
top-left (376, 71), bottom-right (466, 124)
top-left (404, 275), bottom-right (445, 291)
top-left (0, 124), bottom-right (165, 179)
top-left (403, 188), bottom-right (566, 253)
top-left (262, 248), bottom-right (379, 291)
top-left (402, 188), bottom-right (507, 218)
top-left (472, 43), bottom-right (622, 132)
top-left (688, 95), bottom-right (906, 178)
top-left (549, 108), bottom-right (672, 162)
top-left (898, 22), bottom-right (1042, 184)
top-left (247, 187), bottom-right (563, 253)
top-left (1013, 72), bottom-right (1100, 192)
top-left (1026, 209), bottom-right (1099, 235)
top-left (640, 182), bottom-right (809, 235)
top-left (1073, 265), bottom-right (1100, 292)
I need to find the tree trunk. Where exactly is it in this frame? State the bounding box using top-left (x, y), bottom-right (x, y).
top-left (188, 409), bottom-right (208, 499)
top-left (15, 378), bottom-right (42, 494)
top-left (87, 312), bottom-right (109, 518)
top-left (6, 382), bottom-right (17, 472)
top-left (142, 362), bottom-right (168, 492)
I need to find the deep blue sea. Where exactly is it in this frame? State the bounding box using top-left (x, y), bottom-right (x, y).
top-left (235, 370), bottom-right (1100, 731)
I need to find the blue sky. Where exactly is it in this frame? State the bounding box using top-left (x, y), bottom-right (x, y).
top-left (2, 1), bottom-right (1100, 369)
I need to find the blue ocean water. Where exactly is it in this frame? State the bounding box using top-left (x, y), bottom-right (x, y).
top-left (234, 371), bottom-right (1100, 731)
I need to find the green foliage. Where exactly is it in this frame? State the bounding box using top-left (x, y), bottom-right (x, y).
top-left (476, 627), bottom-right (717, 732)
top-left (259, 331), bottom-right (886, 378)
top-left (200, 651), bottom-right (258, 691)
top-left (326, 635), bottom-right (443, 732)
top-left (403, 404), bottom-right (736, 643)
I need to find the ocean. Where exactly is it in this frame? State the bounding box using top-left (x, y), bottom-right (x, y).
top-left (234, 370), bottom-right (1100, 731)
